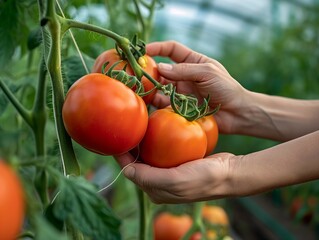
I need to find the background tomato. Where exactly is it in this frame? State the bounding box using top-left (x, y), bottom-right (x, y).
top-left (153, 212), bottom-right (193, 240)
top-left (140, 108), bottom-right (207, 168)
top-left (190, 230), bottom-right (217, 240)
top-left (62, 73), bottom-right (148, 155)
top-left (0, 160), bottom-right (25, 240)
top-left (201, 205), bottom-right (229, 225)
top-left (196, 115), bottom-right (219, 156)
top-left (91, 49), bottom-right (159, 105)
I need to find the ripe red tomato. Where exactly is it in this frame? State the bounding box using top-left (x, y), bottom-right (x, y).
top-left (92, 49), bottom-right (159, 105)
top-left (196, 115), bottom-right (218, 156)
top-left (140, 108), bottom-right (207, 168)
top-left (154, 212), bottom-right (193, 240)
top-left (0, 160), bottom-right (25, 240)
top-left (62, 73), bottom-right (148, 155)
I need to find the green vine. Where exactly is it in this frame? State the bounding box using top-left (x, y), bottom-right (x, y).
top-left (40, 0), bottom-right (80, 177)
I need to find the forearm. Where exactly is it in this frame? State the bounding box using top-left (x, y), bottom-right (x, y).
top-left (229, 130), bottom-right (319, 196)
top-left (235, 91), bottom-right (319, 141)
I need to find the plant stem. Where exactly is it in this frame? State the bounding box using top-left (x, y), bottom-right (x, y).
top-left (60, 17), bottom-right (144, 79)
top-left (137, 188), bottom-right (152, 240)
top-left (182, 202), bottom-right (206, 240)
top-left (42, 0), bottom-right (80, 176)
top-left (0, 79), bottom-right (33, 126)
top-left (31, 56), bottom-right (47, 156)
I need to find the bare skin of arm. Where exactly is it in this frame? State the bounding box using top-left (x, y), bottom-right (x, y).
top-left (116, 40), bottom-right (319, 204)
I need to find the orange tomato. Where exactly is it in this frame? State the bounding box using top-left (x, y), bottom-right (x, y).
top-left (0, 160), bottom-right (25, 240)
top-left (140, 108), bottom-right (207, 168)
top-left (62, 73), bottom-right (148, 155)
top-left (92, 49), bottom-right (159, 105)
top-left (154, 212), bottom-right (193, 240)
top-left (201, 205), bottom-right (229, 225)
top-left (196, 115), bottom-right (219, 156)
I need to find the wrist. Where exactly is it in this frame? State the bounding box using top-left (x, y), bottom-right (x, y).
top-left (230, 90), bottom-right (283, 140)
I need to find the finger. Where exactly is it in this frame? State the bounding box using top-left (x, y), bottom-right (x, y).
top-left (114, 152), bottom-right (136, 168)
top-left (147, 41), bottom-right (210, 64)
top-left (157, 62), bottom-right (220, 83)
top-left (151, 92), bottom-right (170, 109)
top-left (123, 163), bottom-right (182, 191)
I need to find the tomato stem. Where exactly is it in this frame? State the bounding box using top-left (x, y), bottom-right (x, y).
top-left (137, 188), bottom-right (151, 240)
top-left (0, 80), bottom-right (33, 126)
top-left (31, 56), bottom-right (47, 157)
top-left (60, 17), bottom-right (144, 79)
top-left (182, 202), bottom-right (207, 240)
top-left (42, 0), bottom-right (80, 177)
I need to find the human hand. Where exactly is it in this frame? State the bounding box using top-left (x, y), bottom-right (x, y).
top-left (147, 41), bottom-right (249, 134)
top-left (115, 152), bottom-right (236, 204)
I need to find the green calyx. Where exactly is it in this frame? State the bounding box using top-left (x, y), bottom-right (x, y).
top-left (163, 83), bottom-right (220, 121)
top-left (103, 61), bottom-right (146, 95)
top-left (115, 34), bottom-right (146, 61)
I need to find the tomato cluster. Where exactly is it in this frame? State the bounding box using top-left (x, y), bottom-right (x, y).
top-left (63, 50), bottom-right (218, 166)
top-left (154, 206), bottom-right (229, 240)
top-left (0, 160), bottom-right (25, 240)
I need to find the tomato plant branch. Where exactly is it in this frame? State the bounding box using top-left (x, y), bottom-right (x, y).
top-left (182, 202), bottom-right (207, 240)
top-left (60, 17), bottom-right (144, 79)
top-left (0, 79), bottom-right (33, 126)
top-left (137, 189), bottom-right (152, 240)
top-left (41, 0), bottom-right (80, 177)
top-left (132, 0), bottom-right (146, 40)
top-left (31, 56), bottom-right (47, 156)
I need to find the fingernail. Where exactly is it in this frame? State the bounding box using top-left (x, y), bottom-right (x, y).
top-left (158, 63), bottom-right (173, 71)
top-left (124, 166), bottom-right (136, 179)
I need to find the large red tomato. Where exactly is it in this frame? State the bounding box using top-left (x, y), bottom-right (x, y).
top-left (153, 212), bottom-right (193, 240)
top-left (62, 73), bottom-right (148, 155)
top-left (92, 49), bottom-right (159, 105)
top-left (140, 108), bottom-right (207, 168)
top-left (0, 160), bottom-right (25, 240)
top-left (196, 115), bottom-right (219, 156)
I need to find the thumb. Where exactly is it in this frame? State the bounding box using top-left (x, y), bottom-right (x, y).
top-left (123, 163), bottom-right (172, 189)
top-left (158, 62), bottom-right (214, 83)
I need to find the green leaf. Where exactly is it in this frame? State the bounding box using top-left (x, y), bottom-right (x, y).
top-left (0, 0), bottom-right (20, 68)
top-left (28, 28), bottom-right (43, 50)
top-left (62, 54), bottom-right (95, 90)
top-left (52, 176), bottom-right (121, 240)
top-left (34, 215), bottom-right (69, 240)
top-left (0, 77), bottom-right (21, 115)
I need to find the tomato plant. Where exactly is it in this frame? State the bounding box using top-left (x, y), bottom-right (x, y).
top-left (62, 73), bottom-right (148, 155)
top-left (92, 49), bottom-right (159, 105)
top-left (140, 107), bottom-right (208, 168)
top-left (0, 160), bottom-right (25, 240)
top-left (153, 212), bottom-right (193, 240)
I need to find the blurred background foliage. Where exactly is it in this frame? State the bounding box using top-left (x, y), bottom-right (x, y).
top-left (0, 0), bottom-right (319, 239)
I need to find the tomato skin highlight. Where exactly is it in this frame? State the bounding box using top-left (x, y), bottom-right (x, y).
top-left (153, 212), bottom-right (193, 240)
top-left (92, 49), bottom-right (159, 105)
top-left (0, 160), bottom-right (25, 240)
top-left (196, 115), bottom-right (219, 156)
top-left (62, 73), bottom-right (148, 155)
top-left (140, 108), bottom-right (207, 168)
